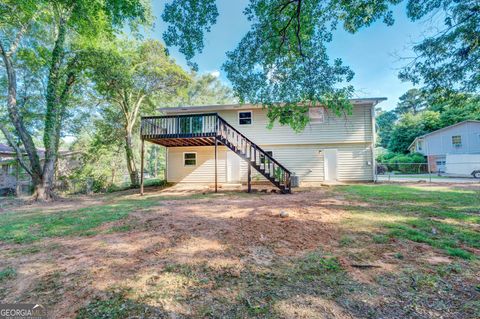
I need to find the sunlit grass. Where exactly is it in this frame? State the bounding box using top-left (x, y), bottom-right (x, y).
top-left (336, 184), bottom-right (480, 259)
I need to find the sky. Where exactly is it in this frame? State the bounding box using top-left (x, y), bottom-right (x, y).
top-left (150, 1), bottom-right (433, 111)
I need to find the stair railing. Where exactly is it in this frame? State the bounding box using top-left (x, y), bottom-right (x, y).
top-left (216, 115), bottom-right (291, 191)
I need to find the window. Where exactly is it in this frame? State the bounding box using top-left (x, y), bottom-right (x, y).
top-left (238, 111), bottom-right (252, 125)
top-left (260, 151), bottom-right (273, 164)
top-left (183, 152), bottom-right (197, 166)
top-left (309, 107), bottom-right (324, 124)
top-left (452, 135), bottom-right (462, 147)
top-left (417, 141), bottom-right (423, 151)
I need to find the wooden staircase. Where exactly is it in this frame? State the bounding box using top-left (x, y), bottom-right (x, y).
top-left (141, 113), bottom-right (292, 193)
top-left (216, 115), bottom-right (292, 193)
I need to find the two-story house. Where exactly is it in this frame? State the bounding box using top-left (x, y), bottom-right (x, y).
top-left (140, 98), bottom-right (386, 193)
top-left (408, 120), bottom-right (480, 172)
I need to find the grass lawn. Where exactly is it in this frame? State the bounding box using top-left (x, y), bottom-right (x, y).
top-left (0, 184), bottom-right (478, 318)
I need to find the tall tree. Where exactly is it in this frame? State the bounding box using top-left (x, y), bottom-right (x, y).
top-left (85, 39), bottom-right (189, 186)
top-left (0, 0), bottom-right (149, 200)
top-left (161, 0), bottom-right (480, 128)
top-left (388, 110), bottom-right (441, 153)
top-left (395, 88), bottom-right (428, 114)
top-left (376, 109), bottom-right (397, 148)
top-left (167, 72), bottom-right (237, 107)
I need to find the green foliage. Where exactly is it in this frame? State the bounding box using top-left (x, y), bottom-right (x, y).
top-left (378, 151), bottom-right (426, 173)
top-left (161, 1), bottom-right (479, 130)
top-left (166, 72), bottom-right (237, 106)
top-left (76, 291), bottom-right (163, 319)
top-left (399, 0), bottom-right (480, 93)
top-left (0, 267), bottom-right (16, 282)
top-left (376, 110), bottom-right (397, 148)
top-left (84, 38), bottom-right (189, 186)
top-left (0, 196), bottom-right (163, 243)
top-left (396, 88), bottom-right (428, 114)
top-left (162, 0), bottom-right (219, 70)
top-left (387, 110), bottom-right (441, 153)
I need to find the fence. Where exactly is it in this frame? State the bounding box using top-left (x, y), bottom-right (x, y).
top-left (376, 162), bottom-right (480, 183)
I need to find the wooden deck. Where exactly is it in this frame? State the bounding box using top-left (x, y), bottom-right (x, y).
top-left (140, 113), bottom-right (292, 195)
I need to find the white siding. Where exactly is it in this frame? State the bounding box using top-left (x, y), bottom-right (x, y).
top-left (167, 146), bottom-right (228, 183)
top-left (425, 122), bottom-right (480, 156)
top-left (167, 143), bottom-right (373, 184)
top-left (209, 104), bottom-right (373, 145)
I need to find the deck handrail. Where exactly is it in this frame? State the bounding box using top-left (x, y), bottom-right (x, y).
top-left (216, 115), bottom-right (292, 175)
top-left (141, 112), bottom-right (291, 192)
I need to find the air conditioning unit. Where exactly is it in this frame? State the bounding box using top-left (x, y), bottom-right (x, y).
top-left (290, 175), bottom-right (300, 188)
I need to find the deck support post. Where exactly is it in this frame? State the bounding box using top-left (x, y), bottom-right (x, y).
top-left (214, 138), bottom-right (218, 193)
top-left (140, 138), bottom-right (145, 196)
top-left (247, 163), bottom-right (251, 193)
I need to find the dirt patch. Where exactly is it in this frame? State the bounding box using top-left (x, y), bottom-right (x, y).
top-left (0, 184), bottom-right (478, 318)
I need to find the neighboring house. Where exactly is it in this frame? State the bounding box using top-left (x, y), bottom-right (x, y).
top-left (0, 143), bottom-right (83, 195)
top-left (140, 98), bottom-right (386, 192)
top-left (408, 120), bottom-right (480, 173)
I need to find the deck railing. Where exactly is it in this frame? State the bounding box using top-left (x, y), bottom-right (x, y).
top-left (141, 113), bottom-right (218, 139)
top-left (141, 112), bottom-right (292, 192)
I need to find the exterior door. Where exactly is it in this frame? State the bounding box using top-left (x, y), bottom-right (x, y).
top-left (324, 149), bottom-right (338, 181)
top-left (227, 151), bottom-right (241, 183)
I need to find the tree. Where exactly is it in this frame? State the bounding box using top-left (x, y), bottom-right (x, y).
top-left (399, 1), bottom-right (480, 93)
top-left (161, 1), bottom-right (480, 128)
top-left (376, 109), bottom-right (397, 148)
top-left (167, 72), bottom-right (237, 107)
top-left (0, 0), bottom-right (149, 200)
top-left (388, 110), bottom-right (441, 153)
top-left (85, 39), bottom-right (189, 186)
top-left (395, 88), bottom-right (427, 114)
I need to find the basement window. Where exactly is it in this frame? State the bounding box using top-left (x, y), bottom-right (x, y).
top-left (452, 135), bottom-right (462, 147)
top-left (184, 152), bottom-right (197, 166)
top-left (238, 111), bottom-right (252, 125)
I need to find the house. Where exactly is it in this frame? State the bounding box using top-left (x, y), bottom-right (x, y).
top-left (0, 143), bottom-right (83, 196)
top-left (408, 120), bottom-right (480, 172)
top-left (140, 98), bottom-right (386, 193)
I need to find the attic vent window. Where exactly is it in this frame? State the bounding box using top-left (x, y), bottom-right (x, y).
top-left (309, 107), bottom-right (324, 124)
top-left (452, 135), bottom-right (462, 147)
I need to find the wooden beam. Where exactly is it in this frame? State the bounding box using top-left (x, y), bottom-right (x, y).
top-left (140, 138), bottom-right (145, 196)
top-left (247, 162), bottom-right (251, 193)
top-left (215, 138), bottom-right (218, 193)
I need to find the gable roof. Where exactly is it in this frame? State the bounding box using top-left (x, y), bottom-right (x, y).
top-left (157, 97), bottom-right (387, 114)
top-left (0, 143), bottom-right (15, 154)
top-left (408, 120), bottom-right (480, 150)
top-left (0, 143), bottom-right (52, 157)
top-left (419, 120), bottom-right (479, 139)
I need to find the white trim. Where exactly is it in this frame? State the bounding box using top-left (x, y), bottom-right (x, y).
top-left (158, 98), bottom-right (387, 114)
top-left (238, 110), bottom-right (253, 126)
top-left (183, 152), bottom-right (197, 166)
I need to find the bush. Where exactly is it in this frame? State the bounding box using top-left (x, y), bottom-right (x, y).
top-left (379, 152), bottom-right (427, 174)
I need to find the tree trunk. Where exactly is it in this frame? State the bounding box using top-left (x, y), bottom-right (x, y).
top-left (37, 17), bottom-right (70, 201)
top-left (0, 40), bottom-right (43, 193)
top-left (125, 130), bottom-right (139, 187)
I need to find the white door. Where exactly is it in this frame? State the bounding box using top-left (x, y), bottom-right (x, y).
top-left (227, 151), bottom-right (241, 182)
top-left (324, 149), bottom-right (338, 181)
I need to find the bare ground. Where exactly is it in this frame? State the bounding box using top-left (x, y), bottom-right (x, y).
top-left (0, 183), bottom-right (478, 318)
